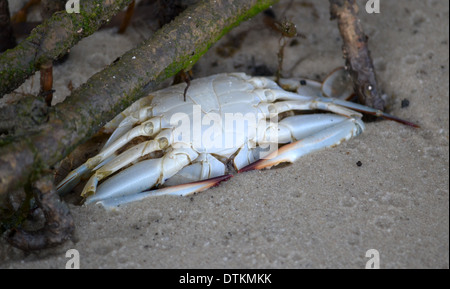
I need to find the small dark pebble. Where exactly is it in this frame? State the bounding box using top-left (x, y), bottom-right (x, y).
top-left (289, 39), bottom-right (300, 47)
top-left (300, 80), bottom-right (307, 86)
top-left (401, 99), bottom-right (410, 108)
top-left (356, 161), bottom-right (362, 167)
top-left (263, 9), bottom-right (276, 19)
top-left (252, 64), bottom-right (273, 76)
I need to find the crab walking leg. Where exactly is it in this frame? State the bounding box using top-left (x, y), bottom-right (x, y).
top-left (56, 162), bottom-right (91, 196)
top-left (81, 137), bottom-right (169, 198)
top-left (101, 106), bottom-right (153, 151)
top-left (96, 117), bottom-right (163, 163)
top-left (85, 147), bottom-right (199, 204)
top-left (164, 154), bottom-right (226, 186)
top-left (84, 129), bottom-right (227, 197)
top-left (278, 78), bottom-right (323, 98)
top-left (316, 97), bottom-right (419, 127)
top-left (98, 116), bottom-right (162, 161)
top-left (257, 100), bottom-right (363, 119)
top-left (97, 154), bottom-right (228, 208)
top-left (97, 175), bottom-right (233, 209)
top-left (256, 79), bottom-right (418, 127)
top-left (102, 95), bottom-right (153, 134)
top-left (56, 117), bottom-right (164, 195)
top-left (239, 116), bottom-right (364, 172)
top-left (233, 114), bottom-right (361, 170)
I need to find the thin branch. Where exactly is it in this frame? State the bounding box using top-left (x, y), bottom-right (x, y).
top-left (118, 0), bottom-right (135, 34)
top-left (329, 0), bottom-right (385, 111)
top-left (0, 0), bottom-right (16, 53)
top-left (38, 0), bottom-right (67, 106)
top-left (39, 60), bottom-right (53, 106)
top-left (0, 0), bottom-right (278, 198)
top-left (11, 0), bottom-right (41, 23)
top-left (0, 0), bottom-right (134, 98)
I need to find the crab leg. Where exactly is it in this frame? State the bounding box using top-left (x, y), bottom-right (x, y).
top-left (163, 153), bottom-right (226, 186)
top-left (95, 175), bottom-right (233, 210)
top-left (85, 152), bottom-right (227, 205)
top-left (81, 137), bottom-right (169, 198)
top-left (81, 128), bottom-right (178, 197)
top-left (253, 68), bottom-right (419, 127)
top-left (56, 117), bottom-right (163, 195)
top-left (239, 115), bottom-right (363, 172)
top-left (286, 79), bottom-right (323, 98)
top-left (316, 97), bottom-right (419, 127)
top-left (88, 153), bottom-right (227, 208)
top-left (84, 147), bottom-right (199, 204)
top-left (56, 162), bottom-right (91, 196)
top-left (98, 117), bottom-right (162, 160)
top-left (82, 138), bottom-right (227, 198)
top-left (258, 86), bottom-right (418, 127)
top-left (102, 106), bottom-right (153, 150)
top-left (101, 80), bottom-right (197, 150)
top-left (257, 99), bottom-right (363, 119)
top-left (102, 95), bottom-right (153, 135)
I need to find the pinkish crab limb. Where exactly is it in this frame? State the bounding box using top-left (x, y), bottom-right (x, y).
top-left (96, 175), bottom-right (233, 209)
top-left (239, 116), bottom-right (363, 172)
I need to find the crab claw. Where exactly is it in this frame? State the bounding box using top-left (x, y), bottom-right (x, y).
top-left (94, 174), bottom-right (233, 210)
top-left (239, 117), bottom-right (363, 172)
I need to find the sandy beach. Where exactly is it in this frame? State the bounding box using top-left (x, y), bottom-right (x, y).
top-left (0, 0), bottom-right (448, 269)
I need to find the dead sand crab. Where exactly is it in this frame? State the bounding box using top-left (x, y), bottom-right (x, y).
top-left (56, 68), bottom-right (416, 209)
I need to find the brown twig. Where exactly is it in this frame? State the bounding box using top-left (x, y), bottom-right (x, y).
top-left (38, 0), bottom-right (67, 106)
top-left (0, 0), bottom-right (16, 53)
top-left (0, 0), bottom-right (135, 98)
top-left (118, 0), bottom-right (135, 34)
top-left (10, 0), bottom-right (41, 23)
top-left (274, 19), bottom-right (297, 83)
top-left (39, 61), bottom-right (53, 106)
top-left (329, 0), bottom-right (385, 111)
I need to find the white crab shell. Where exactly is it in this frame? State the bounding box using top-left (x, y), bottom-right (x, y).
top-left (57, 69), bottom-right (394, 209)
